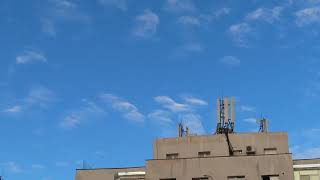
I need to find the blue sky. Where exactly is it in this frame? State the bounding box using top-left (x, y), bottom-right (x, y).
top-left (1, 0), bottom-right (320, 179)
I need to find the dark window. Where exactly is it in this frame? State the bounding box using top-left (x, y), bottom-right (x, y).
top-left (198, 151), bottom-right (211, 157)
top-left (192, 178), bottom-right (209, 180)
top-left (228, 176), bottom-right (245, 180)
top-left (261, 175), bottom-right (279, 180)
top-left (160, 179), bottom-right (176, 180)
top-left (166, 153), bottom-right (179, 159)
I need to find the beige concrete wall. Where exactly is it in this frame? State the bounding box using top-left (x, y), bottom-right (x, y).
top-left (75, 167), bottom-right (145, 180)
top-left (146, 154), bottom-right (294, 180)
top-left (153, 132), bottom-right (289, 159)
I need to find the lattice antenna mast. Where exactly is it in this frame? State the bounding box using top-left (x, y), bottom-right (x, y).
top-left (215, 97), bottom-right (235, 134)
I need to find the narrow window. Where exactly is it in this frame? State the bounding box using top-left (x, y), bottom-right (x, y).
top-left (166, 153), bottom-right (179, 159)
top-left (192, 178), bottom-right (209, 180)
top-left (160, 179), bottom-right (176, 180)
top-left (262, 175), bottom-right (279, 180)
top-left (198, 151), bottom-right (211, 157)
top-left (228, 176), bottom-right (245, 180)
top-left (264, 148), bottom-right (277, 155)
top-left (233, 149), bottom-right (243, 155)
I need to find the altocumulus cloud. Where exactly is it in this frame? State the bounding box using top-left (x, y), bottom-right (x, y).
top-left (133, 9), bottom-right (159, 38)
top-left (228, 23), bottom-right (252, 46)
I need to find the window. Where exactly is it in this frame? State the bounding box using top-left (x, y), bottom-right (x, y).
top-left (192, 178), bottom-right (209, 180)
top-left (262, 175), bottom-right (279, 180)
top-left (198, 151), bottom-right (211, 157)
top-left (264, 148), bottom-right (277, 155)
top-left (228, 176), bottom-right (245, 180)
top-left (300, 175), bottom-right (320, 180)
top-left (160, 179), bottom-right (176, 180)
top-left (166, 153), bottom-right (179, 159)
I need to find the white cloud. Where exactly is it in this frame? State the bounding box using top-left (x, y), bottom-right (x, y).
top-left (98, 0), bottom-right (127, 11)
top-left (214, 7), bottom-right (231, 17)
top-left (100, 93), bottom-right (145, 122)
top-left (229, 23), bottom-right (252, 46)
top-left (148, 110), bottom-right (173, 125)
top-left (0, 162), bottom-right (23, 173)
top-left (179, 114), bottom-right (205, 135)
top-left (177, 16), bottom-right (200, 26)
top-left (16, 50), bottom-right (47, 64)
top-left (41, 19), bottom-right (57, 37)
top-left (296, 7), bottom-right (320, 26)
top-left (243, 118), bottom-right (258, 124)
top-left (133, 9), bottom-right (159, 39)
top-left (182, 96), bottom-right (208, 106)
top-left (154, 96), bottom-right (190, 112)
top-left (4, 105), bottom-right (22, 113)
top-left (164, 0), bottom-right (196, 13)
top-left (220, 56), bottom-right (240, 66)
top-left (239, 105), bottom-right (255, 112)
top-left (25, 86), bottom-right (56, 108)
top-left (32, 164), bottom-right (45, 170)
top-left (60, 100), bottom-right (106, 129)
top-left (246, 7), bottom-right (283, 23)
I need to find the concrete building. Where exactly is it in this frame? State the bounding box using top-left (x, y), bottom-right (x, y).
top-left (75, 132), bottom-right (295, 180)
top-left (74, 97), bottom-right (317, 180)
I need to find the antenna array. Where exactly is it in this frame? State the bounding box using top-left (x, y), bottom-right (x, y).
top-left (216, 97), bottom-right (235, 134)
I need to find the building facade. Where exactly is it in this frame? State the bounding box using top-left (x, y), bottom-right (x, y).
top-left (75, 132), bottom-right (296, 180)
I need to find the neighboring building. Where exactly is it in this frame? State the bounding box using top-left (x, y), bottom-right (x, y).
top-left (293, 159), bottom-right (320, 180)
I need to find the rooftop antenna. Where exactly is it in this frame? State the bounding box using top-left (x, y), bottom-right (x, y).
top-left (257, 118), bottom-right (268, 133)
top-left (177, 122), bottom-right (189, 137)
top-left (216, 97), bottom-right (235, 134)
top-left (215, 97), bottom-right (235, 156)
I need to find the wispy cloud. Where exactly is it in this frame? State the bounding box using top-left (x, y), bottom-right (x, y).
top-left (151, 95), bottom-right (207, 136)
top-left (243, 118), bottom-right (257, 124)
top-left (3, 105), bottom-right (22, 113)
top-left (154, 96), bottom-right (190, 112)
top-left (246, 7), bottom-right (283, 23)
top-left (0, 162), bottom-right (23, 174)
top-left (60, 100), bottom-right (106, 129)
top-left (177, 16), bottom-right (200, 26)
top-left (148, 110), bottom-right (173, 125)
top-left (164, 0), bottom-right (196, 13)
top-left (16, 50), bottom-right (47, 64)
top-left (220, 56), bottom-right (240, 66)
top-left (133, 9), bottom-right (159, 39)
top-left (42, 0), bottom-right (90, 36)
top-left (100, 93), bottom-right (145, 122)
top-left (239, 105), bottom-right (255, 112)
top-left (98, 0), bottom-right (127, 11)
top-left (228, 22), bottom-right (252, 46)
top-left (182, 96), bottom-right (208, 106)
top-left (179, 114), bottom-right (205, 134)
top-left (296, 7), bottom-right (320, 26)
top-left (2, 86), bottom-right (56, 114)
